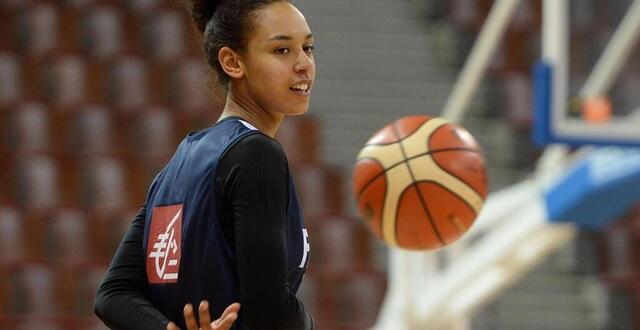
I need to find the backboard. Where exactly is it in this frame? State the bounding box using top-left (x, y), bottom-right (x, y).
top-left (533, 0), bottom-right (640, 147)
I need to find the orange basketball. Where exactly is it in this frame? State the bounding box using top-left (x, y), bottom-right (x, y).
top-left (352, 115), bottom-right (488, 250)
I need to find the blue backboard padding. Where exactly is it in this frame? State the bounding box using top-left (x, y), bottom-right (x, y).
top-left (545, 148), bottom-right (640, 230)
top-left (532, 61), bottom-right (552, 148)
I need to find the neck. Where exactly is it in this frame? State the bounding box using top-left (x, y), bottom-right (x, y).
top-left (217, 89), bottom-right (283, 138)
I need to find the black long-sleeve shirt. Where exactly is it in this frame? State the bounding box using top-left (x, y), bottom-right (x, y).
top-left (94, 133), bottom-right (313, 330)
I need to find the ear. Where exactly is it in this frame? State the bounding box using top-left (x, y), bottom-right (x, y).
top-left (218, 47), bottom-right (244, 80)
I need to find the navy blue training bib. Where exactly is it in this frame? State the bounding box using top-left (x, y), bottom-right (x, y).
top-left (142, 118), bottom-right (309, 328)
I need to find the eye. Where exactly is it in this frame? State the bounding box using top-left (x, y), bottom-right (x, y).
top-left (274, 47), bottom-right (289, 55)
top-left (303, 45), bottom-right (315, 54)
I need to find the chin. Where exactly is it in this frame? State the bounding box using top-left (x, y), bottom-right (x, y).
top-left (285, 104), bottom-right (310, 116)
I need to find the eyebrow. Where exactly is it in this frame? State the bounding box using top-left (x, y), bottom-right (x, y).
top-left (267, 33), bottom-right (313, 41)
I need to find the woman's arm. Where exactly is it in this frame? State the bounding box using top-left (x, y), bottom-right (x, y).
top-left (218, 134), bottom-right (313, 330)
top-left (94, 206), bottom-right (171, 330)
top-left (94, 205), bottom-right (241, 330)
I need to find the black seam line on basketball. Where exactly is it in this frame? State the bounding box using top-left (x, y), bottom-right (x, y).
top-left (413, 179), bottom-right (478, 230)
top-left (365, 118), bottom-right (440, 147)
top-left (391, 121), bottom-right (445, 247)
top-left (427, 122), bottom-right (487, 196)
top-left (356, 147), bottom-right (481, 199)
top-left (354, 156), bottom-right (387, 237)
top-left (378, 170), bottom-right (388, 240)
top-left (428, 148), bottom-right (486, 198)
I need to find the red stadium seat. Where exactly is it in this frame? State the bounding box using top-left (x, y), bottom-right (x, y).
top-left (163, 58), bottom-right (215, 114)
top-left (0, 52), bottom-right (22, 105)
top-left (0, 205), bottom-right (26, 266)
top-left (14, 3), bottom-right (59, 56)
top-left (15, 154), bottom-right (60, 212)
top-left (125, 107), bottom-right (177, 157)
top-left (105, 55), bottom-right (148, 110)
top-left (80, 156), bottom-right (129, 212)
top-left (7, 102), bottom-right (51, 152)
top-left (142, 9), bottom-right (186, 62)
top-left (44, 208), bottom-right (93, 265)
top-left (42, 54), bottom-right (87, 108)
top-left (80, 5), bottom-right (123, 59)
top-left (15, 263), bottom-right (58, 315)
top-left (70, 104), bottom-right (116, 156)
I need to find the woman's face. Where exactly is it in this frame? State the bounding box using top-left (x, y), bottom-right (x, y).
top-left (239, 2), bottom-right (315, 116)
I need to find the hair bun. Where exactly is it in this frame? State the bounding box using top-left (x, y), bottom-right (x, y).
top-left (186, 0), bottom-right (223, 33)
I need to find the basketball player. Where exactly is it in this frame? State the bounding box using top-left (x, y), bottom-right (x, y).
top-left (94, 0), bottom-right (315, 329)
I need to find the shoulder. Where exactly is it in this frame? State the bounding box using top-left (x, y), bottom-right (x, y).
top-left (217, 132), bottom-right (290, 195)
top-left (217, 132), bottom-right (290, 188)
top-left (226, 132), bottom-right (287, 166)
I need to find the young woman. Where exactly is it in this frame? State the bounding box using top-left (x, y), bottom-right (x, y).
top-left (94, 0), bottom-right (315, 329)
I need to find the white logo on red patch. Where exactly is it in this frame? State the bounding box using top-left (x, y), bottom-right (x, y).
top-left (147, 204), bottom-right (182, 284)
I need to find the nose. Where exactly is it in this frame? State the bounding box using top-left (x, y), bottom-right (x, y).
top-left (294, 51), bottom-right (314, 73)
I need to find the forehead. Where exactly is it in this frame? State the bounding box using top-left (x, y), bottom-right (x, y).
top-left (251, 2), bottom-right (311, 41)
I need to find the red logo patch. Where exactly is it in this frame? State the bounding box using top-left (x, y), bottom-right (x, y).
top-left (146, 204), bottom-right (183, 284)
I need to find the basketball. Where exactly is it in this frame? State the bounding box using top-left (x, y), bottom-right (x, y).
top-left (352, 115), bottom-right (488, 250)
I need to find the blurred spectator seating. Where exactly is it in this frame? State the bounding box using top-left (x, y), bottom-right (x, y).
top-left (6, 102), bottom-right (51, 152)
top-left (79, 155), bottom-right (129, 213)
top-left (14, 2), bottom-right (58, 57)
top-left (105, 55), bottom-right (148, 110)
top-left (43, 208), bottom-right (93, 266)
top-left (312, 269), bottom-right (386, 330)
top-left (80, 5), bottom-right (122, 60)
top-left (0, 52), bottom-right (21, 105)
top-left (123, 0), bottom-right (160, 13)
top-left (42, 54), bottom-right (87, 108)
top-left (306, 214), bottom-right (374, 273)
top-left (142, 8), bottom-right (186, 62)
top-left (291, 163), bottom-right (344, 217)
top-left (598, 205), bottom-right (640, 287)
top-left (502, 71), bottom-right (533, 130)
top-left (123, 107), bottom-right (177, 157)
top-left (69, 104), bottom-right (117, 156)
top-left (0, 205), bottom-right (27, 266)
top-left (276, 115), bottom-right (320, 165)
top-left (157, 58), bottom-right (214, 114)
top-left (15, 154), bottom-right (60, 213)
